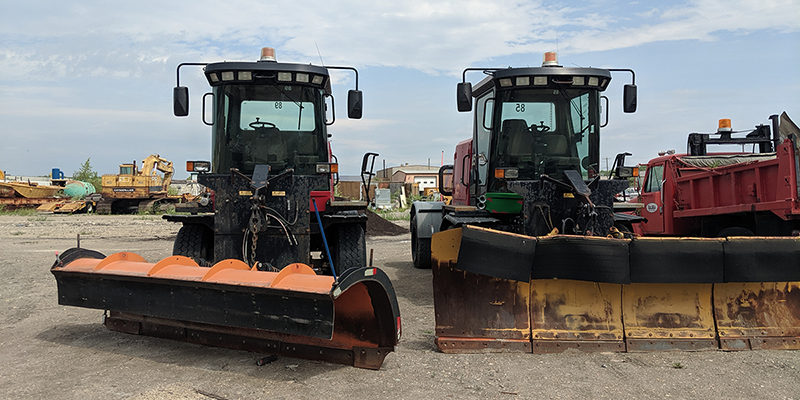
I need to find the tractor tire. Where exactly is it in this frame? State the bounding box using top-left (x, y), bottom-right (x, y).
top-left (173, 224), bottom-right (214, 266)
top-left (411, 215), bottom-right (432, 269)
top-left (332, 223), bottom-right (366, 274)
top-left (717, 226), bottom-right (755, 237)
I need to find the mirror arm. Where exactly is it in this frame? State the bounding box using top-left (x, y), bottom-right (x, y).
top-left (607, 69), bottom-right (635, 85)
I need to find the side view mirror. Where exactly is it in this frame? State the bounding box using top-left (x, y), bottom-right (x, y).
top-left (456, 82), bottom-right (473, 112)
top-left (347, 90), bottom-right (363, 119)
top-left (623, 84), bottom-right (637, 113)
top-left (174, 86), bottom-right (189, 117)
top-left (438, 164), bottom-right (454, 196)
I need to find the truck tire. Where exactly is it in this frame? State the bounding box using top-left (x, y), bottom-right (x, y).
top-left (332, 223), bottom-right (366, 274)
top-left (173, 224), bottom-right (213, 266)
top-left (411, 215), bottom-right (432, 269)
top-left (717, 226), bottom-right (754, 237)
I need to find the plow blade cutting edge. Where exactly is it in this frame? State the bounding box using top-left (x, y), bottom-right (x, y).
top-left (51, 248), bottom-right (400, 369)
top-left (432, 226), bottom-right (800, 353)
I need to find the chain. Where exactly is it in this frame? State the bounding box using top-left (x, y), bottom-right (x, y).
top-left (251, 230), bottom-right (258, 264)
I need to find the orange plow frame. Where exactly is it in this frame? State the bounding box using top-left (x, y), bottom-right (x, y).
top-left (51, 248), bottom-right (400, 369)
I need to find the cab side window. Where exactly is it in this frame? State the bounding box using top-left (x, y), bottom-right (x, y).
top-left (644, 164), bottom-right (664, 193)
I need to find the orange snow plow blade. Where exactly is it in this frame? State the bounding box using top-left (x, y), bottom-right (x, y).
top-left (51, 248), bottom-right (400, 369)
top-left (431, 226), bottom-right (800, 353)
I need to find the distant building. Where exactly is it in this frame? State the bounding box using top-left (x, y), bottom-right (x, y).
top-left (374, 164), bottom-right (439, 181)
top-left (392, 168), bottom-right (439, 195)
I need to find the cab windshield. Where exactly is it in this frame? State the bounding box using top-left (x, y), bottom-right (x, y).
top-left (212, 84), bottom-right (327, 176)
top-left (489, 87), bottom-right (599, 190)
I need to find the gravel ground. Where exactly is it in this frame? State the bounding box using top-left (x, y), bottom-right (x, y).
top-left (0, 214), bottom-right (798, 399)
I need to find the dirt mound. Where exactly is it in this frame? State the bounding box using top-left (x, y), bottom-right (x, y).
top-left (366, 209), bottom-right (408, 236)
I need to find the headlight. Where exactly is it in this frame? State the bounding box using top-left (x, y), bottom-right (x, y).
top-left (316, 163), bottom-right (338, 174)
top-left (186, 161), bottom-right (211, 173)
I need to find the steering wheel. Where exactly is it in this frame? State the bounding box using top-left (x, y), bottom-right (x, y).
top-left (249, 118), bottom-right (277, 129)
top-left (530, 121), bottom-right (551, 134)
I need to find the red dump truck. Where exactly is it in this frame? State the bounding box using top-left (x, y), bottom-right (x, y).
top-left (633, 112), bottom-right (800, 237)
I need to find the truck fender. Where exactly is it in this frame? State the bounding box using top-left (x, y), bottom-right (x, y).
top-left (410, 201), bottom-right (444, 239)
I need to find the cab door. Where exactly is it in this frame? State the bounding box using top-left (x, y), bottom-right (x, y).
top-left (638, 162), bottom-right (665, 234)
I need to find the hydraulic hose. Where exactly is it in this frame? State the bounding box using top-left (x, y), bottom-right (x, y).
top-left (312, 198), bottom-right (337, 281)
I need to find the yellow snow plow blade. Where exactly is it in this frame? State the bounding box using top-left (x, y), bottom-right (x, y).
top-left (51, 247), bottom-right (401, 369)
top-left (431, 225), bottom-right (800, 353)
top-left (714, 282), bottom-right (800, 350)
top-left (530, 280), bottom-right (624, 352)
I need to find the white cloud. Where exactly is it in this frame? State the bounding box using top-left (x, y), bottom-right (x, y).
top-left (0, 0), bottom-right (797, 175)
top-left (2, 0), bottom-right (797, 79)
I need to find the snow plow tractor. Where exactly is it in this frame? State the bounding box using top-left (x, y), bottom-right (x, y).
top-left (412, 52), bottom-right (800, 353)
top-left (50, 48), bottom-right (400, 369)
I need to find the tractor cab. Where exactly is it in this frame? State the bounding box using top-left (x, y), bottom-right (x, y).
top-left (456, 52), bottom-right (636, 200)
top-left (174, 47), bottom-right (362, 178)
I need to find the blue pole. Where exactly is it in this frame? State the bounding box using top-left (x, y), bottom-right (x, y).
top-left (312, 198), bottom-right (336, 281)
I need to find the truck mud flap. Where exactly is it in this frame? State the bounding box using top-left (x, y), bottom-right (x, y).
top-left (431, 226), bottom-right (800, 353)
top-left (51, 248), bottom-right (400, 369)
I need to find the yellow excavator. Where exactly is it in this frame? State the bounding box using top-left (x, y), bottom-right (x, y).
top-left (98, 154), bottom-right (176, 214)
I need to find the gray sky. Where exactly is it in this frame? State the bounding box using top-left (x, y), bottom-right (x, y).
top-left (1, 0), bottom-right (798, 177)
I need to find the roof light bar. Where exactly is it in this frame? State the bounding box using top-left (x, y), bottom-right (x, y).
top-left (237, 71), bottom-right (252, 81)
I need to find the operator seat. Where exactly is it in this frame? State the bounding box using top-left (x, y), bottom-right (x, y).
top-left (501, 119), bottom-right (532, 162)
top-left (541, 134), bottom-right (580, 172)
top-left (246, 126), bottom-right (288, 172)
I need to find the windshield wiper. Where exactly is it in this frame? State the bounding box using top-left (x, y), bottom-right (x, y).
top-left (272, 84), bottom-right (306, 130)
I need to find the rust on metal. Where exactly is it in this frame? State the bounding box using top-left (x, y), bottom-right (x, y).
top-left (622, 283), bottom-right (717, 350)
top-left (429, 226), bottom-right (800, 355)
top-left (626, 339), bottom-right (718, 352)
top-left (532, 340), bottom-right (625, 353)
top-left (105, 309), bottom-right (394, 370)
top-left (54, 250), bottom-right (399, 369)
top-left (436, 337), bottom-right (531, 353)
top-left (714, 282), bottom-right (800, 350)
top-left (432, 228), bottom-right (531, 352)
top-left (530, 279), bottom-right (624, 346)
